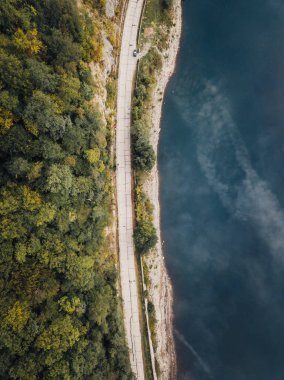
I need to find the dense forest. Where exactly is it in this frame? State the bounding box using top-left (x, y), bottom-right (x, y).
top-left (0, 0), bottom-right (132, 378)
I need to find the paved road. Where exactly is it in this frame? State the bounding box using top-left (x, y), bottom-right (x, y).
top-left (116, 0), bottom-right (145, 379)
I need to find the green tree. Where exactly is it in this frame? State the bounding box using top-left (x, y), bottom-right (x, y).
top-left (131, 120), bottom-right (155, 171)
top-left (7, 157), bottom-right (30, 178)
top-left (88, 285), bottom-right (112, 326)
top-left (58, 296), bottom-right (81, 314)
top-left (0, 188), bottom-right (19, 215)
top-left (66, 252), bottom-right (95, 291)
top-left (22, 185), bottom-right (42, 211)
top-left (44, 28), bottom-right (81, 66)
top-left (0, 0), bottom-right (132, 377)
top-left (133, 136), bottom-right (155, 171)
top-left (23, 90), bottom-right (69, 139)
top-left (134, 220), bottom-right (157, 254)
top-left (26, 58), bottom-right (58, 93)
top-left (46, 164), bottom-right (73, 194)
top-left (36, 315), bottom-right (84, 352)
top-left (35, 203), bottom-right (56, 226)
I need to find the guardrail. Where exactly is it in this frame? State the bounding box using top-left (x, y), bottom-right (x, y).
top-left (137, 0), bottom-right (147, 46)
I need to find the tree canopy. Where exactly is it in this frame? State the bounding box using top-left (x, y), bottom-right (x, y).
top-left (0, 0), bottom-right (132, 378)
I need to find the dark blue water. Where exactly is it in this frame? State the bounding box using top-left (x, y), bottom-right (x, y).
top-left (159, 1), bottom-right (284, 379)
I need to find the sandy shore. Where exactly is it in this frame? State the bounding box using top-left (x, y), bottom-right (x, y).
top-left (142, 1), bottom-right (182, 378)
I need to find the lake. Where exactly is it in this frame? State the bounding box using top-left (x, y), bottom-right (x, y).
top-left (159, 1), bottom-right (284, 379)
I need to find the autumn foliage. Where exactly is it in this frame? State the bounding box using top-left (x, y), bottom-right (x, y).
top-left (0, 0), bottom-right (132, 379)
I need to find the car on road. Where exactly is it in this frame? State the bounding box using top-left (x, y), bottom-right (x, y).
top-left (133, 49), bottom-right (138, 57)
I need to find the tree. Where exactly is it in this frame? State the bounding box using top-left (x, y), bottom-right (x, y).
top-left (44, 28), bottom-right (81, 66)
top-left (85, 147), bottom-right (100, 164)
top-left (47, 359), bottom-right (70, 379)
top-left (0, 0), bottom-right (132, 377)
top-left (0, 49), bottom-right (27, 92)
top-left (0, 0), bottom-right (32, 33)
top-left (72, 176), bottom-right (92, 195)
top-left (0, 217), bottom-right (26, 240)
top-left (26, 58), bottom-right (58, 93)
top-left (8, 354), bottom-right (38, 380)
top-left (66, 252), bottom-right (95, 291)
top-left (15, 242), bottom-right (27, 263)
top-left (28, 161), bottom-right (43, 181)
top-left (88, 285), bottom-right (112, 327)
top-left (41, 138), bottom-right (64, 160)
top-left (36, 315), bottom-right (84, 353)
top-left (58, 75), bottom-right (81, 111)
top-left (4, 301), bottom-right (30, 332)
top-left (6, 157), bottom-right (30, 178)
top-left (58, 296), bottom-right (81, 314)
top-left (45, 164), bottom-right (73, 194)
top-left (0, 90), bottom-right (19, 113)
top-left (0, 108), bottom-right (13, 132)
top-left (13, 28), bottom-right (43, 55)
top-left (0, 188), bottom-right (20, 215)
top-left (22, 185), bottom-right (42, 211)
top-left (131, 120), bottom-right (155, 171)
top-left (133, 137), bottom-right (155, 171)
top-left (134, 220), bottom-right (157, 254)
top-left (35, 203), bottom-right (56, 226)
top-left (23, 91), bottom-right (69, 139)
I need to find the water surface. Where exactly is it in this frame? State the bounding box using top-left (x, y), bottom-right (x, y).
top-left (159, 1), bottom-right (284, 379)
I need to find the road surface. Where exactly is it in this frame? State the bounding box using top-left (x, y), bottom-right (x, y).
top-left (116, 0), bottom-right (145, 378)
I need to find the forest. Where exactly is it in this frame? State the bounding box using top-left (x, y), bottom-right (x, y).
top-left (0, 0), bottom-right (132, 378)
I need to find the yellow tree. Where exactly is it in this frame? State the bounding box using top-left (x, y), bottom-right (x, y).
top-left (35, 203), bottom-right (56, 226)
top-left (13, 28), bottom-right (43, 55)
top-left (36, 316), bottom-right (85, 353)
top-left (85, 147), bottom-right (100, 164)
top-left (5, 301), bottom-right (30, 332)
top-left (22, 185), bottom-right (42, 211)
top-left (0, 108), bottom-right (13, 133)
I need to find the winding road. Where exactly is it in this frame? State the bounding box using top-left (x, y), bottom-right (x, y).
top-left (116, 0), bottom-right (145, 378)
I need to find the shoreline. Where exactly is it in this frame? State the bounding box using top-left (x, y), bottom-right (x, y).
top-left (142, 0), bottom-right (182, 378)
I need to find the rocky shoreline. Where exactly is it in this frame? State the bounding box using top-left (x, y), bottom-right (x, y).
top-left (142, 0), bottom-right (182, 378)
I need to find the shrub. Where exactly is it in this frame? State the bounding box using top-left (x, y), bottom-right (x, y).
top-left (131, 120), bottom-right (155, 172)
top-left (134, 219), bottom-right (157, 254)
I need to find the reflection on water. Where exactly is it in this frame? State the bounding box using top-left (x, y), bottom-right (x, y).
top-left (159, 1), bottom-right (284, 379)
